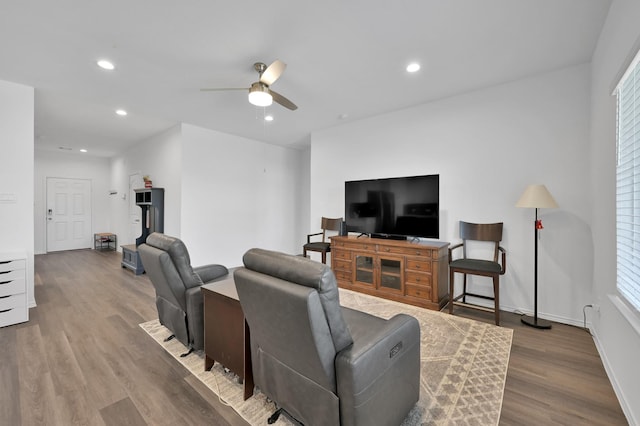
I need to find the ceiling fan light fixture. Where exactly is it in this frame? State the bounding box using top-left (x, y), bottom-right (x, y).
top-left (248, 82), bottom-right (273, 107)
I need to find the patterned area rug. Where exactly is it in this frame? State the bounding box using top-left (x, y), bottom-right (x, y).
top-left (140, 289), bottom-right (512, 425)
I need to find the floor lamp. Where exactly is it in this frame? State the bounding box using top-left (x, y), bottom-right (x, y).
top-left (516, 184), bottom-right (558, 329)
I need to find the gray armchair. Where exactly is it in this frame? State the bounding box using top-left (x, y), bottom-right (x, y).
top-left (234, 248), bottom-right (420, 426)
top-left (138, 233), bottom-right (228, 352)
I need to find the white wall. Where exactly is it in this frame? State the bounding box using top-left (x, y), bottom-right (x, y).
top-left (180, 123), bottom-right (308, 268)
top-left (311, 64), bottom-right (592, 325)
top-left (34, 150), bottom-right (111, 254)
top-left (590, 0), bottom-right (640, 422)
top-left (110, 125), bottom-right (182, 247)
top-left (0, 80), bottom-right (35, 306)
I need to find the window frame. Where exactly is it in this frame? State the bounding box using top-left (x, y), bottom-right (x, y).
top-left (615, 47), bottom-right (640, 314)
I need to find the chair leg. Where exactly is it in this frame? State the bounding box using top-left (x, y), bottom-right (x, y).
top-left (493, 276), bottom-right (500, 326)
top-left (449, 269), bottom-right (455, 315)
top-left (321, 251), bottom-right (327, 264)
top-left (462, 274), bottom-right (467, 303)
top-left (303, 248), bottom-right (307, 258)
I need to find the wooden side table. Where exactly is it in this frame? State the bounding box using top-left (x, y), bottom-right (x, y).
top-left (201, 275), bottom-right (254, 400)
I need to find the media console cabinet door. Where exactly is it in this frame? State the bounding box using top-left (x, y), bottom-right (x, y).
top-left (354, 254), bottom-right (375, 287)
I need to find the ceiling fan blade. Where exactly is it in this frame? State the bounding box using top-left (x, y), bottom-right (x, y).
top-left (270, 90), bottom-right (298, 110)
top-left (260, 60), bottom-right (286, 86)
top-left (200, 87), bottom-right (248, 92)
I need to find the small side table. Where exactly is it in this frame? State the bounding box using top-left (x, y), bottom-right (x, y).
top-left (202, 275), bottom-right (254, 400)
top-left (94, 233), bottom-right (117, 251)
top-left (121, 244), bottom-right (144, 275)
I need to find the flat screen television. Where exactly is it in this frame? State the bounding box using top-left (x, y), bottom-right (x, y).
top-left (345, 174), bottom-right (439, 239)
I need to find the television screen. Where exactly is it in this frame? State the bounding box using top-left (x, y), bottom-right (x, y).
top-left (345, 174), bottom-right (439, 239)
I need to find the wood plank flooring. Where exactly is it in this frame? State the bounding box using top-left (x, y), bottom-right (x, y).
top-left (0, 249), bottom-right (628, 425)
top-left (1, 249), bottom-right (248, 426)
top-left (453, 307), bottom-right (628, 425)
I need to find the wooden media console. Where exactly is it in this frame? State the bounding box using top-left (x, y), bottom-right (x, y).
top-left (330, 235), bottom-right (449, 311)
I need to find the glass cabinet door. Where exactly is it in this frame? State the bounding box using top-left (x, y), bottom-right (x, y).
top-left (379, 256), bottom-right (403, 292)
top-left (354, 254), bottom-right (375, 287)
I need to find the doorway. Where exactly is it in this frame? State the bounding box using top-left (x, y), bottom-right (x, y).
top-left (46, 177), bottom-right (92, 252)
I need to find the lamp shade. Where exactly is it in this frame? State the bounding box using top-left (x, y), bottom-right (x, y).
top-left (515, 184), bottom-right (558, 208)
top-left (248, 82), bottom-right (273, 107)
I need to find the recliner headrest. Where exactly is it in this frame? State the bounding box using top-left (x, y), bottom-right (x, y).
top-left (243, 248), bottom-right (332, 291)
top-left (145, 232), bottom-right (202, 288)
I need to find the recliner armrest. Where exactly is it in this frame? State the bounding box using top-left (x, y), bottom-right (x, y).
top-left (194, 264), bottom-right (229, 284)
top-left (335, 312), bottom-right (420, 425)
top-left (185, 285), bottom-right (205, 350)
top-left (336, 313), bottom-right (419, 390)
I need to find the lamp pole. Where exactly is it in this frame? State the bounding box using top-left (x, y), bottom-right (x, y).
top-left (516, 184), bottom-right (557, 330)
top-left (534, 208), bottom-right (539, 321)
top-left (521, 206), bottom-right (552, 329)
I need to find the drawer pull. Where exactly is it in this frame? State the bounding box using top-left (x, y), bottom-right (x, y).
top-left (0, 280), bottom-right (11, 285)
top-left (0, 295), bottom-right (10, 299)
top-left (0, 308), bottom-right (12, 313)
top-left (0, 261), bottom-right (9, 264)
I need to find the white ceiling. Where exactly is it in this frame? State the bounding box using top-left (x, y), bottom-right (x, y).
top-left (0, 0), bottom-right (611, 157)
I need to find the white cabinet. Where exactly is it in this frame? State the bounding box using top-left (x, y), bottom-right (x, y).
top-left (0, 253), bottom-right (28, 327)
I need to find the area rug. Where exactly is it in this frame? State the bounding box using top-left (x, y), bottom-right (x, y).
top-left (140, 289), bottom-right (513, 425)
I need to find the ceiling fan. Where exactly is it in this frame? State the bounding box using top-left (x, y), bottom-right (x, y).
top-left (201, 60), bottom-right (298, 110)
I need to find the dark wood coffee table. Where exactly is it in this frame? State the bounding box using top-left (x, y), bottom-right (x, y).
top-left (201, 274), bottom-right (254, 400)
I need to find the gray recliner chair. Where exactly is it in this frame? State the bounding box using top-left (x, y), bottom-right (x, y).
top-left (234, 248), bottom-right (420, 426)
top-left (138, 233), bottom-right (228, 352)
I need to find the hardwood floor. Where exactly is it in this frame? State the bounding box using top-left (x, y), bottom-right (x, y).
top-left (1, 249), bottom-right (248, 426)
top-left (453, 308), bottom-right (628, 425)
top-left (0, 249), bottom-right (628, 425)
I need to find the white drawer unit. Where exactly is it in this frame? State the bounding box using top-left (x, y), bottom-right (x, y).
top-left (0, 255), bottom-right (28, 328)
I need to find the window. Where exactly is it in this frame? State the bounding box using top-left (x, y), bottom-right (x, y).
top-left (616, 48), bottom-right (640, 312)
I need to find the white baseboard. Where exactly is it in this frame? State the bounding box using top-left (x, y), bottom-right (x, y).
top-left (591, 320), bottom-right (637, 426)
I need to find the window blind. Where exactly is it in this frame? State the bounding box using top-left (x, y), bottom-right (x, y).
top-left (616, 52), bottom-right (640, 312)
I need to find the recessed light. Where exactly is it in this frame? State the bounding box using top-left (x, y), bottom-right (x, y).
top-left (80, 149), bottom-right (87, 153)
top-left (406, 63), bottom-right (421, 73)
top-left (97, 59), bottom-right (115, 70)
top-left (115, 109), bottom-right (127, 116)
top-left (264, 115), bottom-right (274, 122)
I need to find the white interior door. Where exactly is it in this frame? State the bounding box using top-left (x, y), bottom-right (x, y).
top-left (129, 173), bottom-right (145, 244)
top-left (46, 177), bottom-right (92, 252)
